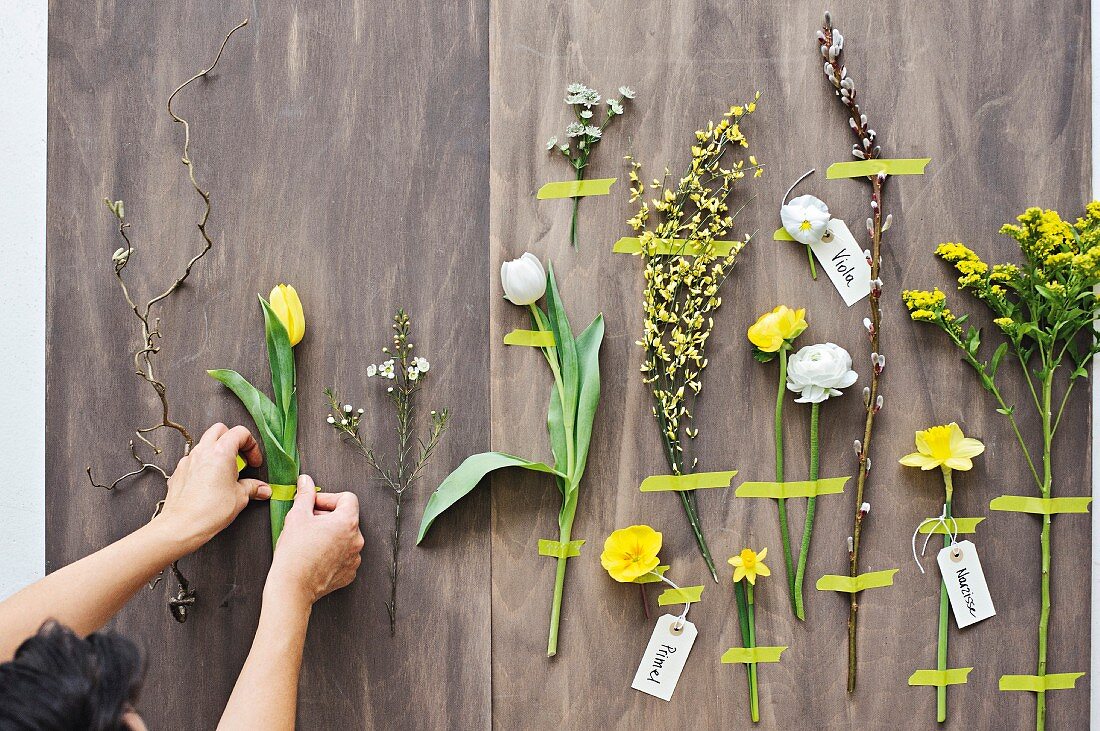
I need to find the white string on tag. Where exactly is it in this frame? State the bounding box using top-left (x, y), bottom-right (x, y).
top-left (646, 571), bottom-right (692, 629)
top-left (911, 503), bottom-right (959, 574)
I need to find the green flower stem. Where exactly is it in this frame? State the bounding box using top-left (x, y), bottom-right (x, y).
top-left (793, 401), bottom-right (820, 621)
top-left (936, 468), bottom-right (954, 724)
top-left (680, 490), bottom-right (718, 582)
top-left (547, 500), bottom-right (576, 657)
top-left (1036, 373), bottom-right (1054, 731)
top-left (774, 347), bottom-right (796, 614)
top-left (806, 246), bottom-right (818, 280)
top-left (569, 167), bottom-right (583, 249)
top-left (733, 582), bottom-right (753, 722)
top-left (746, 582), bottom-right (760, 724)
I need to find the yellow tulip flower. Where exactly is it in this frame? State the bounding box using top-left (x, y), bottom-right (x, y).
top-left (600, 525), bottom-right (662, 583)
top-left (729, 547), bottom-right (770, 585)
top-left (269, 284), bottom-right (305, 346)
top-left (899, 422), bottom-right (985, 472)
top-left (747, 305), bottom-right (807, 352)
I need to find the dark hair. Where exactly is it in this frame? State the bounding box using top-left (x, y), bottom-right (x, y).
top-left (0, 621), bottom-right (144, 730)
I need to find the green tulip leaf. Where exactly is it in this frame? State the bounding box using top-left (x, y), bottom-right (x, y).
top-left (259, 296), bottom-right (296, 418)
top-left (207, 368), bottom-right (297, 483)
top-left (571, 313), bottom-right (604, 488)
top-left (416, 452), bottom-right (567, 544)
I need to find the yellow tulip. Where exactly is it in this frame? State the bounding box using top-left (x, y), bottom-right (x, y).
top-left (600, 525), bottom-right (662, 583)
top-left (728, 547), bottom-right (770, 585)
top-left (899, 422), bottom-right (984, 472)
top-left (269, 284), bottom-right (305, 346)
top-left (747, 305), bottom-right (807, 352)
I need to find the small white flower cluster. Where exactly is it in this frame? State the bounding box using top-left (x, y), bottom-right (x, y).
top-left (366, 356), bottom-right (430, 382)
top-left (544, 83), bottom-right (634, 157)
top-left (326, 402), bottom-right (364, 430)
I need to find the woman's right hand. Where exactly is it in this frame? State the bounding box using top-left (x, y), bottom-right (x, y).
top-left (266, 475), bottom-right (364, 608)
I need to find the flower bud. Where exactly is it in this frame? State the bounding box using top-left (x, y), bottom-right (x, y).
top-left (269, 284), bottom-right (305, 346)
top-left (500, 252), bottom-right (546, 305)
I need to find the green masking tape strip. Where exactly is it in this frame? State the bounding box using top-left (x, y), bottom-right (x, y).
top-left (773, 227), bottom-right (797, 241)
top-left (537, 177), bottom-right (617, 199)
top-left (918, 517), bottom-right (984, 535)
top-left (503, 329), bottom-right (556, 347)
top-left (269, 484), bottom-right (322, 501)
top-left (657, 585), bottom-right (704, 606)
top-left (612, 236), bottom-right (740, 256)
top-left (735, 477), bottom-right (849, 499)
top-left (908, 668), bottom-right (973, 687)
top-left (640, 470), bottom-right (737, 492)
top-left (826, 157), bottom-right (931, 179)
top-left (236, 454), bottom-right (247, 472)
top-left (816, 569), bottom-right (898, 593)
top-left (999, 673), bottom-right (1086, 692)
top-left (633, 565), bottom-right (670, 584)
top-left (989, 495), bottom-right (1092, 515)
top-left (537, 539), bottom-right (585, 558)
top-left (721, 646), bottom-right (787, 664)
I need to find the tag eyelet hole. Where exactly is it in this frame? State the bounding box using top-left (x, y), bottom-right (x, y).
top-left (950, 548), bottom-right (963, 562)
top-left (670, 623), bottom-right (684, 636)
top-left (821, 229), bottom-right (834, 242)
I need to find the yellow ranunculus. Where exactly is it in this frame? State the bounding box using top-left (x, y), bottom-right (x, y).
top-left (747, 305), bottom-right (807, 352)
top-left (600, 525), bottom-right (662, 583)
top-left (899, 422), bottom-right (985, 472)
top-left (729, 547), bottom-right (770, 585)
top-left (269, 284), bottom-right (305, 346)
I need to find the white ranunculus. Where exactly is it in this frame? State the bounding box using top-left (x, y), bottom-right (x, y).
top-left (780, 194), bottom-right (831, 246)
top-left (500, 252), bottom-right (546, 305)
top-left (786, 342), bottom-right (858, 403)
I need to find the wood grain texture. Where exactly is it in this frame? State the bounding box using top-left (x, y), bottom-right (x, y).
top-left (46, 2), bottom-right (490, 729)
top-left (45, 0), bottom-right (1090, 728)
top-left (488, 1), bottom-right (1090, 729)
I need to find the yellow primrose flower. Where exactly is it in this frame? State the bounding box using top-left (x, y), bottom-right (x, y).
top-left (899, 422), bottom-right (985, 472)
top-left (269, 284), bottom-right (305, 346)
top-left (728, 547), bottom-right (770, 585)
top-left (747, 305), bottom-right (807, 352)
top-left (601, 525), bottom-right (662, 583)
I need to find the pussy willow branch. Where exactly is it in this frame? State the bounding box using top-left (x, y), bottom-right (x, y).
top-left (88, 19), bottom-right (248, 622)
top-left (818, 10), bottom-right (890, 694)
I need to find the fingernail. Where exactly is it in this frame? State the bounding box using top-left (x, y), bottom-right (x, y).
top-left (257, 484), bottom-right (272, 499)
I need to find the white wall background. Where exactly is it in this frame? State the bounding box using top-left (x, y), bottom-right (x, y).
top-left (1, 0), bottom-right (1098, 718)
top-left (0, 1), bottom-right (46, 600)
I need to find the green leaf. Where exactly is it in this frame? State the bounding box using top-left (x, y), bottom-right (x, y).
top-left (996, 406), bottom-right (1015, 416)
top-left (752, 348), bottom-right (777, 363)
top-left (571, 314), bottom-right (604, 489)
top-left (259, 296), bottom-right (296, 417)
top-left (207, 369), bottom-right (298, 483)
top-left (416, 452), bottom-right (568, 543)
top-left (989, 342), bottom-right (1008, 379)
top-left (546, 382), bottom-right (568, 494)
top-left (543, 264), bottom-right (579, 431)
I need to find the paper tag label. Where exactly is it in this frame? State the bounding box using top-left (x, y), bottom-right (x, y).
top-left (809, 219), bottom-right (871, 307)
top-left (630, 614), bottom-right (697, 701)
top-left (937, 540), bottom-right (995, 628)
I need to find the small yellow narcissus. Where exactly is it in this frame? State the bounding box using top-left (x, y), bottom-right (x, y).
top-left (729, 547), bottom-right (770, 585)
top-left (600, 525), bottom-right (662, 583)
top-left (899, 423), bottom-right (985, 472)
top-left (269, 284), bottom-right (305, 346)
top-left (747, 305), bottom-right (807, 352)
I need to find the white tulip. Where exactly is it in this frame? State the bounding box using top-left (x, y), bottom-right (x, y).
top-left (780, 194), bottom-right (831, 246)
top-left (500, 252), bottom-right (546, 305)
top-left (786, 342), bottom-right (858, 404)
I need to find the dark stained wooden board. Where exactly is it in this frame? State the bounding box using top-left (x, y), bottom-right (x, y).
top-left (46, 0), bottom-right (1090, 728)
top-left (46, 2), bottom-right (490, 729)
top-left (488, 1), bottom-right (1090, 729)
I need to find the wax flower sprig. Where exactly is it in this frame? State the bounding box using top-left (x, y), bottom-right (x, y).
top-left (629, 97), bottom-right (764, 581)
top-left (545, 83), bottom-right (634, 248)
top-left (208, 284), bottom-right (304, 549)
top-left (747, 305), bottom-right (808, 613)
top-left (903, 204), bottom-right (1100, 729)
top-left (787, 342), bottom-right (857, 618)
top-left (729, 548), bottom-right (771, 724)
top-left (901, 423), bottom-right (985, 724)
top-left (417, 254), bottom-right (604, 657)
top-left (324, 310), bottom-right (449, 635)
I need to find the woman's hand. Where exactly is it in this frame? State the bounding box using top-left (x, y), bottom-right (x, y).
top-left (265, 475), bottom-right (364, 609)
top-left (158, 423), bottom-right (271, 552)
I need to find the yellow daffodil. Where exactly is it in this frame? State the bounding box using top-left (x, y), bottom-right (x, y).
top-left (747, 305), bottom-right (807, 352)
top-left (269, 284), bottom-right (305, 346)
top-left (601, 525), bottom-right (662, 583)
top-left (899, 422), bottom-right (985, 472)
top-left (729, 547), bottom-right (770, 585)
